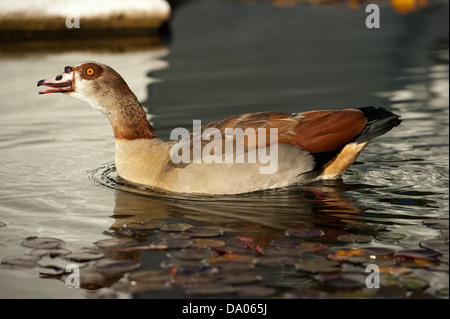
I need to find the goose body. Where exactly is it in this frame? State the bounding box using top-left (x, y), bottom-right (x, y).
top-left (38, 61), bottom-right (401, 194)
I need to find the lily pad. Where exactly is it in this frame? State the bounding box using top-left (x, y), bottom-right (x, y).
top-left (185, 227), bottom-right (223, 238)
top-left (420, 239), bottom-right (449, 252)
top-left (124, 221), bottom-right (164, 230)
top-left (215, 262), bottom-right (255, 272)
top-left (376, 232), bottom-right (406, 242)
top-left (400, 276), bottom-right (430, 290)
top-left (1, 255), bottom-right (39, 269)
top-left (113, 280), bottom-right (171, 293)
top-left (160, 223), bottom-right (193, 232)
top-left (154, 238), bottom-right (193, 249)
top-left (270, 239), bottom-right (302, 248)
top-left (286, 228), bottom-right (325, 239)
top-left (29, 248), bottom-right (71, 258)
top-left (218, 272), bottom-right (262, 285)
top-left (191, 238), bottom-right (226, 248)
top-left (295, 259), bottom-right (341, 274)
top-left (316, 272), bottom-right (367, 289)
top-left (439, 230), bottom-right (449, 240)
top-left (395, 249), bottom-right (441, 261)
top-left (255, 256), bottom-right (292, 268)
top-left (233, 284), bottom-right (276, 298)
top-left (337, 234), bottom-right (373, 243)
top-left (185, 284), bottom-right (233, 296)
top-left (65, 250), bottom-right (105, 262)
top-left (94, 258), bottom-right (141, 274)
top-left (160, 259), bottom-right (209, 275)
top-left (437, 287), bottom-right (449, 297)
top-left (127, 269), bottom-right (173, 283)
top-left (22, 237), bottom-right (65, 249)
top-left (379, 265), bottom-right (412, 275)
top-left (167, 248), bottom-right (216, 261)
top-left (362, 247), bottom-right (396, 257)
top-left (328, 249), bottom-right (364, 261)
top-left (94, 237), bottom-right (137, 248)
top-left (423, 219), bottom-right (449, 230)
top-left (438, 253), bottom-right (449, 264)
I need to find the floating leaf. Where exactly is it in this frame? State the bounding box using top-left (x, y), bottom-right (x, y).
top-left (94, 237), bottom-right (137, 248)
top-left (155, 238), bottom-right (193, 249)
top-left (236, 236), bottom-right (264, 255)
top-left (191, 238), bottom-right (226, 249)
top-left (298, 242), bottom-right (329, 253)
top-left (284, 289), bottom-right (327, 299)
top-left (113, 280), bottom-right (171, 293)
top-left (437, 288), bottom-right (449, 297)
top-left (127, 270), bottom-right (173, 283)
top-left (65, 250), bottom-right (105, 262)
top-left (295, 259), bottom-right (341, 274)
top-left (22, 237), bottom-right (65, 249)
top-left (328, 249), bottom-right (363, 261)
top-left (0, 221), bottom-right (6, 228)
top-left (439, 230), bottom-right (449, 240)
top-left (185, 227), bottom-right (223, 238)
top-left (218, 272), bottom-right (262, 285)
top-left (160, 223), bottom-right (193, 232)
top-left (124, 221), bottom-right (164, 230)
top-left (420, 239), bottom-right (449, 252)
top-left (438, 253), bottom-right (449, 264)
top-left (413, 258), bottom-right (434, 268)
top-left (316, 272), bottom-right (367, 289)
top-left (270, 239), bottom-right (302, 248)
top-left (376, 232), bottom-right (406, 242)
top-left (378, 265), bottom-right (412, 275)
top-left (362, 247), bottom-right (395, 257)
top-left (400, 276), bottom-right (429, 290)
top-left (167, 248), bottom-right (216, 261)
top-left (233, 284), bottom-right (276, 298)
top-left (423, 219), bottom-right (449, 230)
top-left (395, 249), bottom-right (440, 261)
top-left (29, 248), bottom-right (71, 258)
top-left (160, 259), bottom-right (209, 275)
top-left (1, 255), bottom-right (39, 269)
top-left (337, 234), bottom-right (373, 243)
top-left (209, 253), bottom-right (254, 264)
top-left (255, 256), bottom-right (289, 268)
top-left (215, 262), bottom-right (255, 272)
top-left (286, 228), bottom-right (325, 239)
top-left (185, 284), bottom-right (232, 296)
top-left (94, 258), bottom-right (141, 274)
top-left (171, 273), bottom-right (214, 286)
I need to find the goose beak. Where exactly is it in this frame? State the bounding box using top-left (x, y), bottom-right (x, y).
top-left (37, 66), bottom-right (73, 94)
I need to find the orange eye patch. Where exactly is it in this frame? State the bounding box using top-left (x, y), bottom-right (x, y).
top-left (86, 68), bottom-right (94, 75)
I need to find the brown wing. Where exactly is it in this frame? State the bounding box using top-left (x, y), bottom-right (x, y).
top-left (170, 109), bottom-right (367, 167)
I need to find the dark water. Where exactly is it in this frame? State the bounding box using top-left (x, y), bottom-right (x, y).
top-left (0, 0), bottom-right (448, 299)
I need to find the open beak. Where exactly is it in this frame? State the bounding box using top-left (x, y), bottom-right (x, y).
top-left (37, 66), bottom-right (73, 94)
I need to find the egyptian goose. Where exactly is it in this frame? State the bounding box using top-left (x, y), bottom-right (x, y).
top-left (38, 61), bottom-right (401, 194)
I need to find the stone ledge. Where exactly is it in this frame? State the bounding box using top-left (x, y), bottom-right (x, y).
top-left (0, 0), bottom-right (171, 31)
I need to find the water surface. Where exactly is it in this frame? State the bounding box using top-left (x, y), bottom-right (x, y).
top-left (0, 0), bottom-right (448, 299)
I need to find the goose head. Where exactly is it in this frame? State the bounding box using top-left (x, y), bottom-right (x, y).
top-left (37, 61), bottom-right (139, 116)
top-left (37, 61), bottom-right (155, 140)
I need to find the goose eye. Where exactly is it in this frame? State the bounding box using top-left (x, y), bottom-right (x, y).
top-left (86, 68), bottom-right (94, 76)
